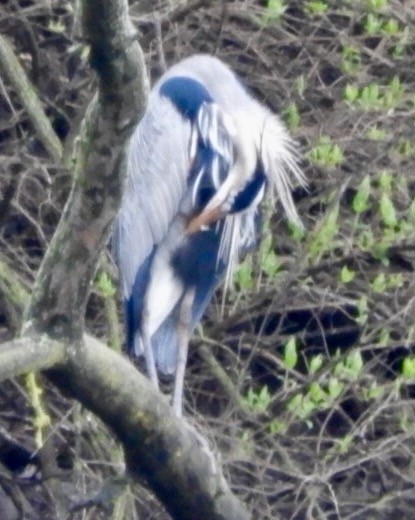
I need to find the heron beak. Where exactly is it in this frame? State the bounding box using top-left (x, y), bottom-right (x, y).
top-left (187, 205), bottom-right (225, 234)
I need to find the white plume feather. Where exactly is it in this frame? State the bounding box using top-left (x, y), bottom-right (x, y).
top-left (260, 115), bottom-right (307, 228)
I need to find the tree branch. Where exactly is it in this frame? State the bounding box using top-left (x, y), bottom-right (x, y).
top-left (0, 34), bottom-right (63, 162)
top-left (0, 256), bottom-right (29, 332)
top-left (0, 336), bottom-right (66, 381)
top-left (59, 334), bottom-right (249, 520)
top-left (0, 332), bottom-right (249, 519)
top-left (24, 0), bottom-right (148, 340)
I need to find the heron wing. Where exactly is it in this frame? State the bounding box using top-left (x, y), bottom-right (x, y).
top-left (113, 75), bottom-right (242, 367)
top-left (113, 94), bottom-right (192, 299)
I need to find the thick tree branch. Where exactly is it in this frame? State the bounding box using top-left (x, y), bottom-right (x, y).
top-left (24, 0), bottom-right (148, 340)
top-left (60, 335), bottom-right (249, 520)
top-left (0, 330), bottom-right (249, 519)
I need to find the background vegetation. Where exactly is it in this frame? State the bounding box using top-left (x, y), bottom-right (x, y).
top-left (0, 0), bottom-right (415, 518)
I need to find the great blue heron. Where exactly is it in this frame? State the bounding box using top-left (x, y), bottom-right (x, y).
top-left (113, 54), bottom-right (306, 417)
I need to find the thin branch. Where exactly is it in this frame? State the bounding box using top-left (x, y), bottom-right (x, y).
top-left (0, 34), bottom-right (63, 162)
top-left (164, 0), bottom-right (214, 24)
top-left (198, 343), bottom-right (251, 415)
top-left (0, 255), bottom-right (29, 331)
top-left (153, 14), bottom-right (167, 73)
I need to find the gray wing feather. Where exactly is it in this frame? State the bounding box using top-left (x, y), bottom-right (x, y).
top-left (113, 94), bottom-right (191, 298)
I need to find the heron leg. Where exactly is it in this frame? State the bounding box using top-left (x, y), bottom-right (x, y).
top-left (142, 308), bottom-right (159, 390)
top-left (172, 288), bottom-right (195, 417)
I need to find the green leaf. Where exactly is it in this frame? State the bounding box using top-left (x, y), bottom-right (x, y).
top-left (262, 0), bottom-right (286, 24)
top-left (378, 170), bottom-right (393, 192)
top-left (328, 377), bottom-right (343, 399)
top-left (308, 136), bottom-right (344, 168)
top-left (396, 139), bottom-right (414, 157)
top-left (309, 354), bottom-right (323, 374)
top-left (358, 229), bottom-right (375, 252)
top-left (288, 394), bottom-right (316, 420)
top-left (344, 84), bottom-right (359, 103)
top-left (305, 1), bottom-right (329, 15)
top-left (389, 274), bottom-right (403, 289)
top-left (309, 382), bottom-right (328, 405)
top-left (288, 221), bottom-right (306, 242)
top-left (284, 102), bottom-right (301, 130)
top-left (402, 357), bottom-right (415, 379)
top-left (363, 381), bottom-right (384, 400)
top-left (377, 328), bottom-right (390, 346)
top-left (300, 395), bottom-right (317, 417)
top-left (96, 271), bottom-right (116, 298)
top-left (338, 433), bottom-right (353, 453)
top-left (346, 350), bottom-right (364, 376)
top-left (334, 350), bottom-right (364, 380)
top-left (268, 420), bottom-right (287, 434)
top-left (364, 13), bottom-right (382, 34)
top-left (284, 337), bottom-right (298, 369)
top-left (340, 265), bottom-right (355, 283)
top-left (352, 175), bottom-right (371, 214)
top-left (366, 126), bottom-right (387, 141)
top-left (356, 296), bottom-right (368, 325)
top-left (342, 46), bottom-right (361, 75)
top-left (244, 385), bottom-right (271, 413)
top-left (383, 18), bottom-right (399, 35)
top-left (235, 258), bottom-right (254, 290)
top-left (262, 251), bottom-right (282, 277)
top-left (379, 193), bottom-right (397, 227)
top-left (287, 393), bottom-right (302, 414)
top-left (308, 203), bottom-right (339, 262)
top-left (366, 0), bottom-right (388, 11)
top-left (371, 272), bottom-right (387, 293)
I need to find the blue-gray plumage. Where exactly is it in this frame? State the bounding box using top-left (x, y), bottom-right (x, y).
top-left (113, 54), bottom-right (306, 416)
